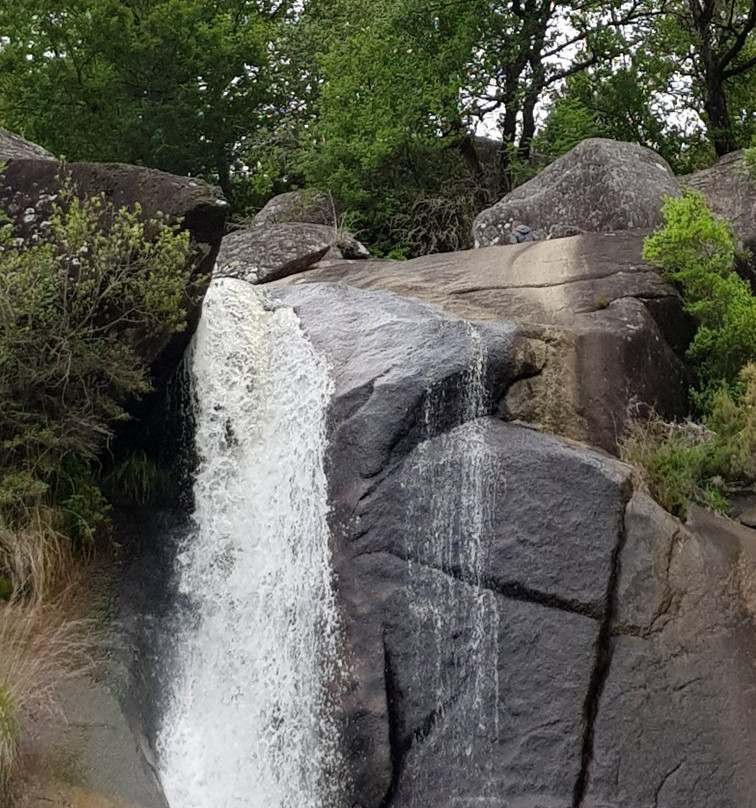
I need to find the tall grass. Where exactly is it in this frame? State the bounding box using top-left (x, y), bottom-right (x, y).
top-left (0, 592), bottom-right (93, 806)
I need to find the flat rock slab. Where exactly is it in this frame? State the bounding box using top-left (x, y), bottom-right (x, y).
top-left (274, 233), bottom-right (689, 451)
top-left (16, 676), bottom-right (167, 808)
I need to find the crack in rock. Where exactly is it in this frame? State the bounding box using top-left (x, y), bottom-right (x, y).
top-left (378, 634), bottom-right (468, 808)
top-left (355, 548), bottom-right (601, 619)
top-left (572, 489), bottom-right (633, 808)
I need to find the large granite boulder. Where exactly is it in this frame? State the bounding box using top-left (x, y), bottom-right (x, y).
top-left (0, 128), bottom-right (55, 162)
top-left (274, 232), bottom-right (691, 452)
top-left (473, 138), bottom-right (679, 247)
top-left (216, 222), bottom-right (369, 284)
top-left (680, 150), bottom-right (756, 243)
top-left (252, 190), bottom-right (337, 228)
top-left (269, 280), bottom-right (756, 808)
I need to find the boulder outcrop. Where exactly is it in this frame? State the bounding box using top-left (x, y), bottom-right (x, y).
top-left (252, 190), bottom-right (337, 228)
top-left (0, 128), bottom-right (56, 162)
top-left (681, 150), bottom-right (756, 241)
top-left (473, 138), bottom-right (679, 247)
top-left (275, 231), bottom-right (690, 452)
top-left (216, 222), bottom-right (369, 284)
top-left (268, 280), bottom-right (756, 808)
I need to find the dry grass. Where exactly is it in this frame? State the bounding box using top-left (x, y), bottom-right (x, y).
top-left (0, 502), bottom-right (95, 808)
top-left (620, 409), bottom-right (728, 519)
top-left (0, 507), bottom-right (76, 606)
top-left (0, 593), bottom-right (94, 806)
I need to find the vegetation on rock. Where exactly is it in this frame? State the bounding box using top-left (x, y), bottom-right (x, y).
top-left (623, 193), bottom-right (756, 517)
top-left (0, 182), bottom-right (192, 803)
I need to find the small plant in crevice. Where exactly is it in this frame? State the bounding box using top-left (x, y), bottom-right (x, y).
top-left (621, 364), bottom-right (756, 519)
top-left (100, 450), bottom-right (175, 507)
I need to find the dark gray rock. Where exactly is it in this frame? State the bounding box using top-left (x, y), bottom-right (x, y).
top-left (216, 222), bottom-right (369, 284)
top-left (266, 279), bottom-right (756, 808)
top-left (338, 419), bottom-right (631, 807)
top-left (270, 283), bottom-right (537, 491)
top-left (252, 190), bottom-right (337, 228)
top-left (473, 138), bottom-right (679, 247)
top-left (584, 501), bottom-right (756, 807)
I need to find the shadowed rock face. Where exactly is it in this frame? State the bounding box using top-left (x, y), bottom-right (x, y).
top-left (473, 138), bottom-right (679, 247)
top-left (270, 280), bottom-right (756, 808)
top-left (274, 231), bottom-right (691, 452)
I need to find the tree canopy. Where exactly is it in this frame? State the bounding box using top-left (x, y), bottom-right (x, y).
top-left (0, 0), bottom-right (754, 250)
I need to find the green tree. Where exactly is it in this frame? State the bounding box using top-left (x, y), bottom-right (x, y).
top-left (0, 0), bottom-right (280, 205)
top-left (652, 0), bottom-right (756, 156)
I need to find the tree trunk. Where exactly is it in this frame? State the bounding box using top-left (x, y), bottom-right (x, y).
top-left (498, 106), bottom-right (519, 196)
top-left (704, 76), bottom-right (737, 156)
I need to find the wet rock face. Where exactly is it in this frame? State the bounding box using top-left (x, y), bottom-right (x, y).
top-left (472, 138), bottom-right (679, 247)
top-left (274, 280), bottom-right (756, 808)
top-left (275, 231), bottom-right (691, 452)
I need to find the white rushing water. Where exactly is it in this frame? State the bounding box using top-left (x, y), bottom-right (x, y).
top-left (157, 278), bottom-right (343, 808)
top-left (404, 326), bottom-right (501, 798)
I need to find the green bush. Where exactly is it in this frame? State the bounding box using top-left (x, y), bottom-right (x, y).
top-left (0, 183), bottom-right (192, 597)
top-left (627, 193), bottom-right (756, 518)
top-left (643, 190), bottom-right (756, 397)
top-left (622, 364), bottom-right (756, 518)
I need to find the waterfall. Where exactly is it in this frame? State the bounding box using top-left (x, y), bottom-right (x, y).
top-left (157, 278), bottom-right (343, 808)
top-left (403, 326), bottom-right (501, 799)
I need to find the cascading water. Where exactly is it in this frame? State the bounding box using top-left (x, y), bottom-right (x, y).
top-left (157, 278), bottom-right (343, 808)
top-left (403, 327), bottom-right (501, 799)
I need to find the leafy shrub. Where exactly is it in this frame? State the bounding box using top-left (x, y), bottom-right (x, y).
top-left (629, 194), bottom-right (756, 518)
top-left (622, 364), bottom-right (756, 518)
top-left (0, 183), bottom-right (192, 597)
top-left (642, 190), bottom-right (756, 397)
